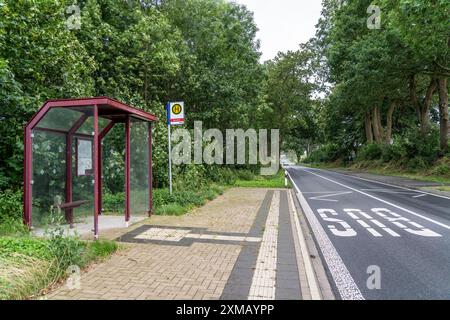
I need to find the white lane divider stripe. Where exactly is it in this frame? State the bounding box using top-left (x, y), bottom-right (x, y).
top-left (248, 191), bottom-right (280, 300)
top-left (304, 169), bottom-right (450, 231)
top-left (287, 172), bottom-right (364, 300)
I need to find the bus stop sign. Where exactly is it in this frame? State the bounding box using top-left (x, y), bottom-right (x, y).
top-left (167, 102), bottom-right (185, 126)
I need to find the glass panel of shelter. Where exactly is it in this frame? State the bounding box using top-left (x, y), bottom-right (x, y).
top-left (31, 106), bottom-right (95, 230)
top-left (130, 118), bottom-right (150, 217)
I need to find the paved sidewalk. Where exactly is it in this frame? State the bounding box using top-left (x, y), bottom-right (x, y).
top-left (46, 187), bottom-right (308, 300)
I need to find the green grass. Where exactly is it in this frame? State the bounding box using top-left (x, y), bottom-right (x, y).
top-left (0, 232), bottom-right (118, 300)
top-left (154, 204), bottom-right (187, 216)
top-left (152, 184), bottom-right (227, 216)
top-left (234, 170), bottom-right (287, 188)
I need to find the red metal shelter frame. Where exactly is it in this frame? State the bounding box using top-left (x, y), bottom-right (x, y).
top-left (23, 97), bottom-right (157, 239)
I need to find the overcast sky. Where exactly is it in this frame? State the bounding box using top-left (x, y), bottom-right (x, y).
top-left (230, 0), bottom-right (323, 62)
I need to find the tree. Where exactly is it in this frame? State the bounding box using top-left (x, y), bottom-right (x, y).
top-left (383, 0), bottom-right (450, 152)
top-left (262, 47), bottom-right (317, 152)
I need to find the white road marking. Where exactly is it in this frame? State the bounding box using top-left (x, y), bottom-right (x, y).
top-left (370, 219), bottom-right (401, 237)
top-left (309, 191), bottom-right (353, 202)
top-left (362, 188), bottom-right (427, 198)
top-left (344, 209), bottom-right (400, 237)
top-left (371, 208), bottom-right (442, 237)
top-left (301, 191), bottom-right (350, 194)
top-left (318, 209), bottom-right (357, 237)
top-left (288, 190), bottom-right (321, 300)
top-left (248, 191), bottom-right (280, 300)
top-left (356, 219), bottom-right (382, 237)
top-left (287, 172), bottom-right (364, 300)
top-left (317, 168), bottom-right (450, 201)
top-left (302, 169), bottom-right (450, 231)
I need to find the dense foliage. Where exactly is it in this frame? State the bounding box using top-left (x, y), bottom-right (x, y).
top-left (0, 0), bottom-right (262, 182)
top-left (0, 0), bottom-right (267, 222)
top-left (0, 0), bottom-right (449, 225)
top-left (300, 0), bottom-right (449, 171)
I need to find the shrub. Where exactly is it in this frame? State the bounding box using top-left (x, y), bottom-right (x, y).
top-left (155, 204), bottom-right (186, 216)
top-left (201, 189), bottom-right (217, 201)
top-left (215, 167), bottom-right (237, 185)
top-left (46, 229), bottom-right (86, 270)
top-left (235, 170), bottom-right (255, 181)
top-left (153, 189), bottom-right (175, 208)
top-left (102, 192), bottom-right (125, 213)
top-left (0, 189), bottom-right (23, 223)
top-left (407, 156), bottom-right (428, 171)
top-left (210, 184), bottom-right (224, 195)
top-left (305, 143), bottom-right (342, 163)
top-left (83, 240), bottom-right (118, 261)
top-left (0, 217), bottom-right (28, 236)
top-left (399, 129), bottom-right (439, 162)
top-left (357, 143), bottom-right (383, 161)
top-left (0, 237), bottom-right (52, 260)
top-left (431, 164), bottom-right (450, 176)
top-left (173, 190), bottom-right (203, 207)
top-left (380, 143), bottom-right (406, 163)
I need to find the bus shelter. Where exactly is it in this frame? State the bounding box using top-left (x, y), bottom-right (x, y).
top-left (23, 97), bottom-right (156, 239)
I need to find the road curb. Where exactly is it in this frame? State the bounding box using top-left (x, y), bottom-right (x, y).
top-left (285, 171), bottom-right (336, 300)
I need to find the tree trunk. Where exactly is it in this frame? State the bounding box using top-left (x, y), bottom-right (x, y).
top-left (376, 105), bottom-right (384, 139)
top-left (409, 74), bottom-right (421, 120)
top-left (365, 111), bottom-right (373, 143)
top-left (437, 78), bottom-right (449, 154)
top-left (419, 78), bottom-right (437, 135)
top-left (385, 102), bottom-right (396, 144)
top-left (372, 106), bottom-right (382, 144)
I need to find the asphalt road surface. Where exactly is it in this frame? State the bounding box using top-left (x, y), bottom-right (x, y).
top-left (287, 166), bottom-right (450, 300)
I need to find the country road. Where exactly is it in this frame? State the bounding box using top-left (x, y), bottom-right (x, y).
top-left (287, 166), bottom-right (450, 300)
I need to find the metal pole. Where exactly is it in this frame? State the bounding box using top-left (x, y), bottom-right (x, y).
top-left (125, 116), bottom-right (131, 226)
top-left (168, 123), bottom-right (173, 194)
top-left (65, 133), bottom-right (73, 228)
top-left (93, 105), bottom-right (100, 240)
top-left (148, 122), bottom-right (153, 216)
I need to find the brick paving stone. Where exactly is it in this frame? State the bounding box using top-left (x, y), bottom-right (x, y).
top-left (46, 188), bottom-right (269, 300)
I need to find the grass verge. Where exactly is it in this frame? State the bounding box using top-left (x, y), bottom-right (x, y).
top-left (0, 233), bottom-right (118, 300)
top-left (234, 170), bottom-right (287, 188)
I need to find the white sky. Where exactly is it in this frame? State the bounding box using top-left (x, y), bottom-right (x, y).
top-left (230, 0), bottom-right (323, 62)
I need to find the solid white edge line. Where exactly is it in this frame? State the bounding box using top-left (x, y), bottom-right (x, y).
top-left (303, 168), bottom-right (450, 231)
top-left (286, 171), bottom-right (364, 300)
top-left (288, 189), bottom-right (322, 300)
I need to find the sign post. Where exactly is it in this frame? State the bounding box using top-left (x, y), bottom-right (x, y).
top-left (166, 101), bottom-right (185, 194)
